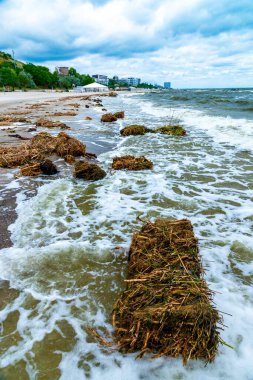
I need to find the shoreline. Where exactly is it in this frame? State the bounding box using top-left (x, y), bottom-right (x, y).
top-left (0, 90), bottom-right (119, 249)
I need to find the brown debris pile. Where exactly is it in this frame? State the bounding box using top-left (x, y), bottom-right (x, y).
top-left (0, 115), bottom-right (30, 123)
top-left (156, 125), bottom-right (186, 136)
top-left (20, 159), bottom-right (58, 177)
top-left (101, 113), bottom-right (118, 122)
top-left (49, 111), bottom-right (77, 117)
top-left (108, 92), bottom-right (118, 97)
top-left (120, 125), bottom-right (152, 136)
top-left (112, 156), bottom-right (153, 171)
top-left (112, 219), bottom-right (222, 364)
top-left (74, 160), bottom-right (106, 181)
top-left (113, 111), bottom-right (125, 119)
top-left (84, 116), bottom-right (92, 120)
top-left (0, 132), bottom-right (86, 169)
top-left (35, 118), bottom-right (70, 130)
top-left (65, 103), bottom-right (80, 108)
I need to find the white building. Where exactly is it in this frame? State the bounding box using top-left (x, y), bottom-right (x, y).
top-left (77, 82), bottom-right (109, 92)
top-left (92, 74), bottom-right (109, 85)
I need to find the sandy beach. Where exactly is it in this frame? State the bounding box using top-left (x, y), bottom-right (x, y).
top-left (0, 90), bottom-right (117, 249)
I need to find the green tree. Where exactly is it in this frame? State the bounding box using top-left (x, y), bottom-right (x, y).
top-left (80, 74), bottom-right (95, 86)
top-left (0, 67), bottom-right (19, 90)
top-left (23, 63), bottom-right (53, 87)
top-left (18, 70), bottom-right (36, 89)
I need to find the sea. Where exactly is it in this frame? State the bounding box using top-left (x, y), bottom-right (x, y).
top-left (0, 89), bottom-right (253, 380)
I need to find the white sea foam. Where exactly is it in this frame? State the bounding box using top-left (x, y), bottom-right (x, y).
top-left (0, 93), bottom-right (253, 379)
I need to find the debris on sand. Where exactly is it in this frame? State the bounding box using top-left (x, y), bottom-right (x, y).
top-left (156, 125), bottom-right (186, 136)
top-left (8, 134), bottom-right (30, 140)
top-left (112, 156), bottom-right (153, 170)
top-left (20, 163), bottom-right (42, 176)
top-left (112, 219), bottom-right (222, 364)
top-left (74, 161), bottom-right (106, 181)
top-left (65, 103), bottom-right (80, 108)
top-left (108, 92), bottom-right (118, 97)
top-left (0, 115), bottom-right (30, 123)
top-left (120, 125), bottom-right (152, 136)
top-left (20, 159), bottom-right (58, 176)
top-left (49, 111), bottom-right (77, 117)
top-left (85, 116), bottom-right (92, 120)
top-left (65, 155), bottom-right (76, 164)
top-left (0, 132), bottom-right (86, 168)
top-left (101, 113), bottom-right (118, 122)
top-left (36, 118), bottom-right (70, 130)
top-left (113, 111), bottom-right (125, 119)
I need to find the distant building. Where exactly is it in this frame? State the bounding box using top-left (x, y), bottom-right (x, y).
top-left (56, 67), bottom-right (69, 76)
top-left (113, 75), bottom-right (119, 81)
top-left (164, 82), bottom-right (171, 89)
top-left (120, 77), bottom-right (141, 87)
top-left (92, 74), bottom-right (109, 85)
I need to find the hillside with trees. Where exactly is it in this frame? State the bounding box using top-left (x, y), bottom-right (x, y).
top-left (0, 51), bottom-right (94, 90)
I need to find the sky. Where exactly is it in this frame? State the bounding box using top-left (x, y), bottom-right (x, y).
top-left (0, 0), bottom-right (253, 88)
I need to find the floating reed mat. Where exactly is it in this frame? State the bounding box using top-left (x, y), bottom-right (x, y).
top-left (112, 219), bottom-right (223, 364)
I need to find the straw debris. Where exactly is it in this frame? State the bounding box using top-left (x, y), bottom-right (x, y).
top-left (74, 160), bottom-right (106, 181)
top-left (0, 132), bottom-right (86, 168)
top-left (156, 125), bottom-right (186, 136)
top-left (112, 219), bottom-right (222, 364)
top-left (49, 111), bottom-right (77, 117)
top-left (113, 111), bottom-right (125, 119)
top-left (35, 118), bottom-right (70, 129)
top-left (112, 156), bottom-right (153, 170)
top-left (120, 125), bottom-right (152, 136)
top-left (101, 113), bottom-right (117, 122)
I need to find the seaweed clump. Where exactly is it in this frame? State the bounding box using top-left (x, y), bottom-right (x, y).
top-left (113, 111), bottom-right (125, 119)
top-left (112, 219), bottom-right (222, 364)
top-left (20, 159), bottom-right (58, 176)
top-left (74, 161), bottom-right (106, 181)
top-left (101, 113), bottom-right (118, 122)
top-left (156, 125), bottom-right (186, 136)
top-left (112, 156), bottom-right (153, 171)
top-left (36, 118), bottom-right (70, 130)
top-left (0, 132), bottom-right (86, 169)
top-left (120, 125), bottom-right (152, 136)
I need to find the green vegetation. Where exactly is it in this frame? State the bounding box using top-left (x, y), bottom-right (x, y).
top-left (0, 50), bottom-right (95, 91)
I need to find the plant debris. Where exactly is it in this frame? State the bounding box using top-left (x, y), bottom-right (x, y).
top-left (120, 125), bottom-right (152, 136)
top-left (112, 156), bottom-right (153, 170)
top-left (113, 111), bottom-right (125, 119)
top-left (0, 132), bottom-right (86, 168)
top-left (156, 125), bottom-right (186, 136)
top-left (101, 113), bottom-right (118, 122)
top-left (36, 118), bottom-right (70, 130)
top-left (40, 159), bottom-right (58, 175)
top-left (85, 116), bottom-right (92, 120)
top-left (112, 219), bottom-right (222, 364)
top-left (74, 160), bottom-right (106, 181)
top-left (49, 111), bottom-right (77, 117)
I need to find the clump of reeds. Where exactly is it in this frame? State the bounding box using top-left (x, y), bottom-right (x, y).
top-left (120, 125), bottom-right (152, 136)
top-left (101, 113), bottom-right (118, 122)
top-left (0, 132), bottom-right (86, 169)
top-left (108, 92), bottom-right (118, 97)
top-left (36, 118), bottom-right (70, 129)
top-left (112, 219), bottom-right (222, 364)
top-left (74, 160), bottom-right (106, 181)
top-left (156, 125), bottom-right (186, 136)
top-left (113, 111), bottom-right (125, 119)
top-left (112, 155), bottom-right (153, 170)
top-left (49, 111), bottom-right (77, 117)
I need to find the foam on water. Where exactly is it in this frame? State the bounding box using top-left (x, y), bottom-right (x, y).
top-left (0, 92), bottom-right (253, 379)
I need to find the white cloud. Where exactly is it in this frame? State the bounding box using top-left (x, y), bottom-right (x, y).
top-left (1, 0), bottom-right (253, 87)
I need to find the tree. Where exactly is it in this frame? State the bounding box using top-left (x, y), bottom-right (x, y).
top-left (0, 67), bottom-right (19, 90)
top-left (18, 70), bottom-right (36, 89)
top-left (80, 74), bottom-right (95, 86)
top-left (23, 63), bottom-right (53, 87)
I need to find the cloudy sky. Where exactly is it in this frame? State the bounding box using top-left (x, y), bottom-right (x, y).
top-left (1, 0), bottom-right (253, 88)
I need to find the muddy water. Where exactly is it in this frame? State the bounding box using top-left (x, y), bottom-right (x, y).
top-left (0, 91), bottom-right (253, 380)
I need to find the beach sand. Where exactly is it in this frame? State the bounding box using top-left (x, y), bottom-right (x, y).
top-left (0, 90), bottom-right (116, 249)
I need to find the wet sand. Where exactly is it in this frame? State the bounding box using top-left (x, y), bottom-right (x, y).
top-left (0, 90), bottom-right (117, 249)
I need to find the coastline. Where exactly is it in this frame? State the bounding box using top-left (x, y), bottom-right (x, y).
top-left (0, 90), bottom-right (119, 249)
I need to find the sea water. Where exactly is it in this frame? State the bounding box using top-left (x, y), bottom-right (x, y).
top-left (0, 89), bottom-right (253, 379)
